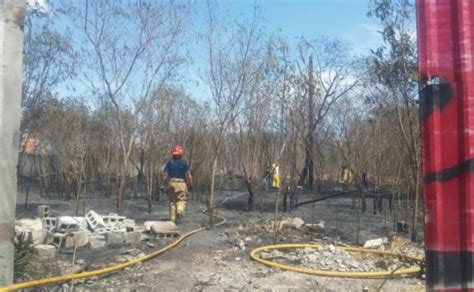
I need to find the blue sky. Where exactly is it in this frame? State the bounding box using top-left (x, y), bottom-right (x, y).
top-left (225, 0), bottom-right (383, 54)
top-left (41, 0), bottom-right (384, 102)
top-left (186, 0), bottom-right (384, 100)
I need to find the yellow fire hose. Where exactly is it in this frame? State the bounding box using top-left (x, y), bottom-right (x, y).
top-left (0, 227), bottom-right (206, 291)
top-left (1, 213), bottom-right (421, 291)
top-left (250, 243), bottom-right (423, 278)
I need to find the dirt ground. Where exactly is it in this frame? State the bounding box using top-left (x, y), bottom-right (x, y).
top-left (14, 188), bottom-right (426, 291)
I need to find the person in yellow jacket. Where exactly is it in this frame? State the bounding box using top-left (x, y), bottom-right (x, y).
top-left (160, 144), bottom-right (193, 223)
top-left (271, 163), bottom-right (281, 189)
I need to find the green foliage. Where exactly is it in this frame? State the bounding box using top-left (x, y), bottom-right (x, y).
top-left (367, 0), bottom-right (418, 101)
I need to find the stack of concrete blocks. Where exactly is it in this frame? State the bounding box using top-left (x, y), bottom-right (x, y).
top-left (97, 213), bottom-right (127, 234)
top-left (15, 207), bottom-right (150, 252)
top-left (51, 216), bottom-right (90, 249)
top-left (105, 215), bottom-right (142, 245)
top-left (84, 210), bottom-right (107, 248)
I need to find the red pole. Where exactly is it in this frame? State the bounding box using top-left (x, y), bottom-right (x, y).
top-left (417, 0), bottom-right (474, 290)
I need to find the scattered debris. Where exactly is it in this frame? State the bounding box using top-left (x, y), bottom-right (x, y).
top-left (148, 221), bottom-right (180, 237)
top-left (261, 245), bottom-right (418, 273)
top-left (146, 242), bottom-right (155, 248)
top-left (15, 208), bottom-right (172, 252)
top-left (305, 221), bottom-right (325, 233)
top-left (363, 237), bottom-right (388, 249)
top-left (272, 217), bottom-right (305, 231)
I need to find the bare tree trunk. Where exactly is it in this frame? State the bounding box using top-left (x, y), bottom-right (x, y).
top-left (117, 175), bottom-right (126, 215)
top-left (146, 163), bottom-right (155, 213)
top-left (117, 155), bottom-right (127, 215)
top-left (74, 180), bottom-right (82, 216)
top-left (208, 156), bottom-right (218, 228)
top-left (306, 54), bottom-right (315, 190)
top-left (23, 158), bottom-right (34, 209)
top-left (245, 177), bottom-right (254, 211)
top-left (272, 186), bottom-right (283, 243)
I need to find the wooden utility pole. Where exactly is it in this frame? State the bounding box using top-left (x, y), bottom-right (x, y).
top-left (418, 0), bottom-right (474, 289)
top-left (0, 0), bottom-right (25, 286)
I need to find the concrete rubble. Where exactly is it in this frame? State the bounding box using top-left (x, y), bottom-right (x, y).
top-left (272, 217), bottom-right (306, 231)
top-left (363, 237), bottom-right (388, 249)
top-left (14, 205), bottom-right (171, 252)
top-left (15, 218), bottom-right (45, 246)
top-left (34, 244), bottom-right (56, 259)
top-left (261, 245), bottom-right (419, 273)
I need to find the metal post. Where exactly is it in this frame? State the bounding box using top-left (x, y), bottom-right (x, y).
top-left (0, 0), bottom-right (25, 286)
top-left (417, 0), bottom-right (474, 290)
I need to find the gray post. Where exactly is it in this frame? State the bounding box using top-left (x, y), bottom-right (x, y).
top-left (0, 0), bottom-right (25, 286)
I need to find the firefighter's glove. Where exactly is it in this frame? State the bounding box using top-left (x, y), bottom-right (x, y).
top-left (188, 185), bottom-right (194, 192)
top-left (160, 186), bottom-right (166, 193)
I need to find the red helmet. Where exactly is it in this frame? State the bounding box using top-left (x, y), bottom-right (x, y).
top-left (171, 144), bottom-right (184, 157)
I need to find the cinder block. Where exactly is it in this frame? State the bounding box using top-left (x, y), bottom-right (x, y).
top-left (144, 221), bottom-right (160, 231)
top-left (124, 219), bottom-right (136, 232)
top-left (95, 227), bottom-right (108, 234)
top-left (103, 213), bottom-right (126, 225)
top-left (85, 210), bottom-right (106, 230)
top-left (106, 232), bottom-right (125, 245)
top-left (149, 221), bottom-right (179, 234)
top-left (57, 216), bottom-right (86, 233)
top-left (123, 231), bottom-right (142, 245)
top-left (42, 217), bottom-right (57, 232)
top-left (35, 244), bottom-right (56, 259)
top-left (90, 235), bottom-right (106, 248)
top-left (52, 233), bottom-right (67, 249)
top-left (37, 205), bottom-right (50, 218)
top-left (65, 231), bottom-right (90, 248)
top-left (134, 225), bottom-right (146, 233)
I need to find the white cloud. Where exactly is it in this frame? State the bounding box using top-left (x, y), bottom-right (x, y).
top-left (359, 23), bottom-right (382, 37)
top-left (26, 0), bottom-right (49, 14)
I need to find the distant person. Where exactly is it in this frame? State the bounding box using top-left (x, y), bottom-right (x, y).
top-left (340, 165), bottom-right (353, 191)
top-left (161, 144), bottom-right (193, 224)
top-left (272, 163), bottom-right (281, 190)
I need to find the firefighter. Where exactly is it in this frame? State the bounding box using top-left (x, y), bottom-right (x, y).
top-left (161, 144), bottom-right (193, 223)
top-left (271, 163), bottom-right (281, 189)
